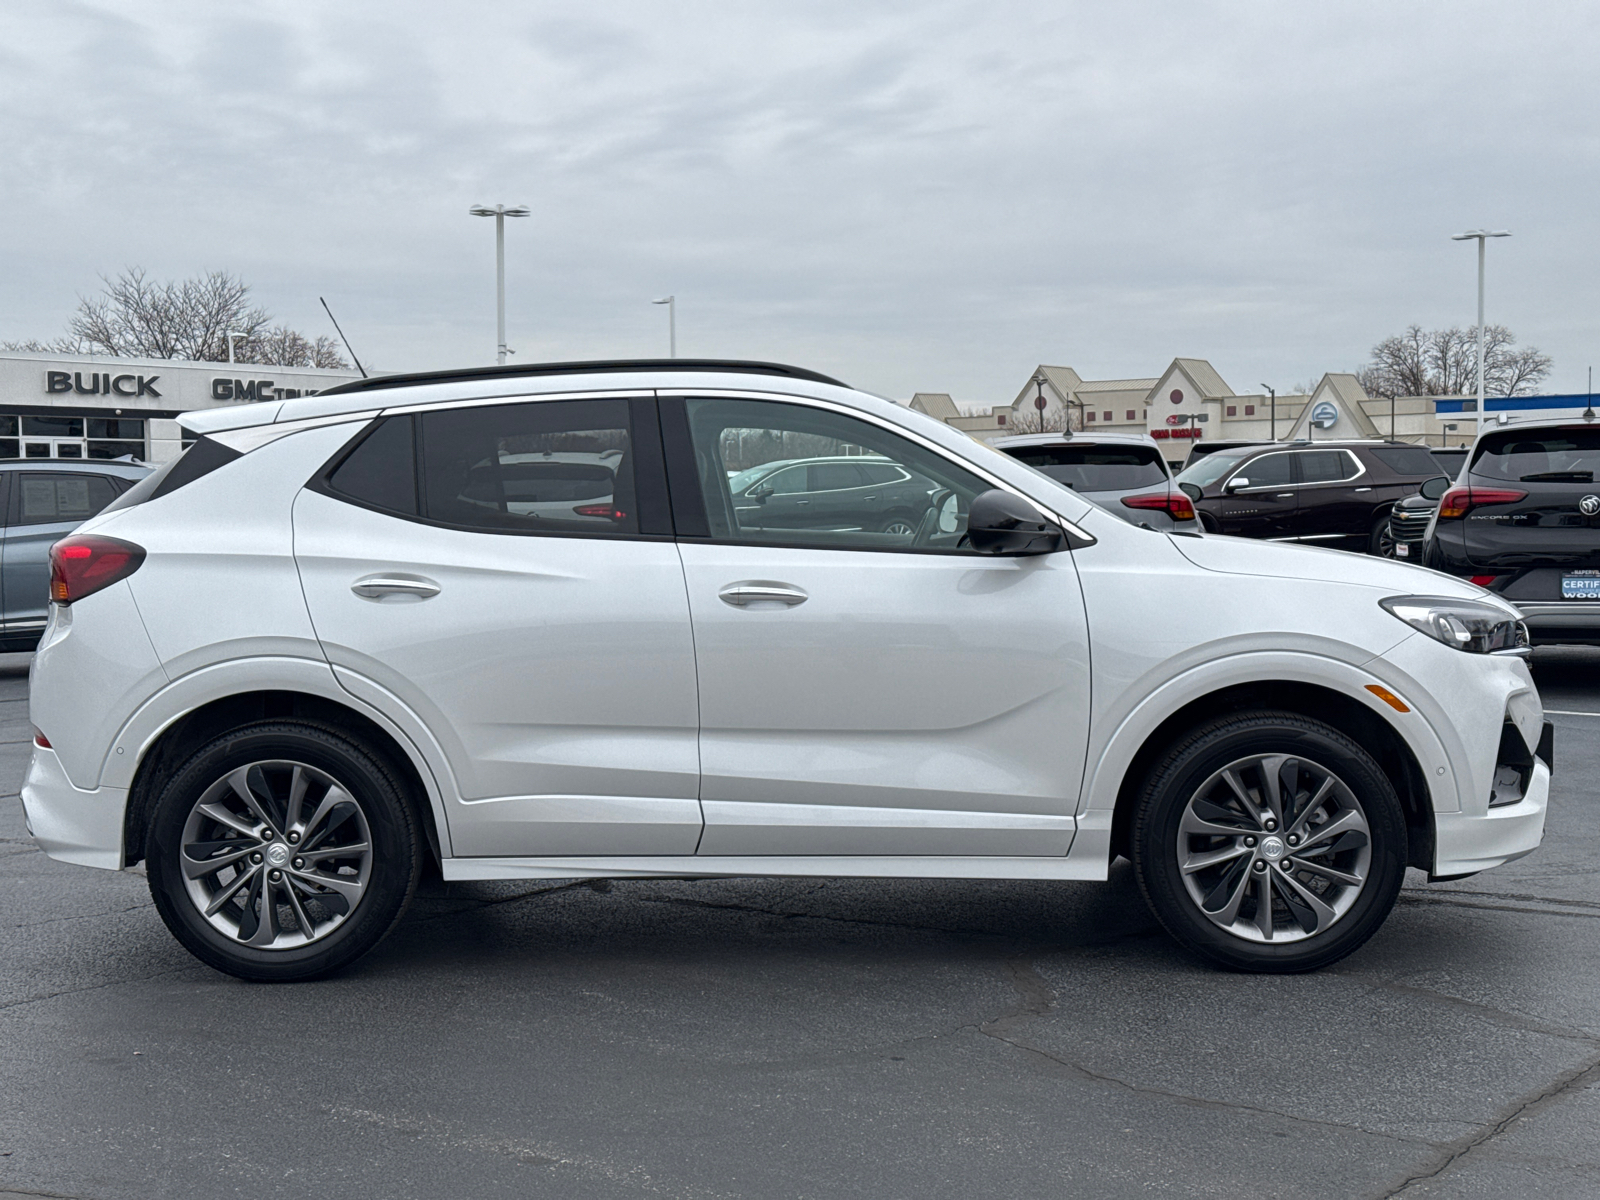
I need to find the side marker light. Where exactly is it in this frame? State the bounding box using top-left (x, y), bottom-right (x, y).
top-left (1365, 684), bottom-right (1410, 713)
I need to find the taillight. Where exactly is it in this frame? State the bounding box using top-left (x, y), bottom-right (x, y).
top-left (572, 504), bottom-right (627, 520)
top-left (1121, 491), bottom-right (1196, 521)
top-left (1470, 575), bottom-right (1498, 587)
top-left (49, 535), bottom-right (146, 605)
top-left (1436, 486), bottom-right (1527, 521)
top-left (32, 727), bottom-right (50, 749)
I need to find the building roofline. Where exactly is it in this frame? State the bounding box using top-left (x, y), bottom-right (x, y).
top-left (319, 358), bottom-right (849, 396)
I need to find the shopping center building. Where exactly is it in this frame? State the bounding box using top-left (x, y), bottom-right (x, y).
top-left (909, 358), bottom-right (1599, 467)
top-left (0, 352), bottom-right (361, 464)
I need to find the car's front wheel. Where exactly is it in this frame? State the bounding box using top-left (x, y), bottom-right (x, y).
top-left (145, 721), bottom-right (422, 981)
top-left (1131, 711), bottom-right (1406, 972)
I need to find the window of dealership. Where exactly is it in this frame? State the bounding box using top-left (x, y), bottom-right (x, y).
top-left (0, 352), bottom-right (362, 463)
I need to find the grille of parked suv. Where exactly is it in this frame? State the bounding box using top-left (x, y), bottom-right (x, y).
top-left (1390, 508), bottom-right (1434, 544)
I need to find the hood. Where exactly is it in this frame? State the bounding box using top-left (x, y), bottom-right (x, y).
top-left (1171, 533), bottom-right (1485, 598)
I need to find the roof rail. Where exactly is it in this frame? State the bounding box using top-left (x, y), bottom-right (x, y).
top-left (318, 358), bottom-right (849, 396)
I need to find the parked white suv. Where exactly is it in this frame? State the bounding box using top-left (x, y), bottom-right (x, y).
top-left (21, 360), bottom-right (1551, 980)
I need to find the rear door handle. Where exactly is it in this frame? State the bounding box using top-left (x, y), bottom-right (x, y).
top-left (718, 581), bottom-right (808, 608)
top-left (351, 575), bottom-right (441, 600)
top-left (1275, 492), bottom-right (1294, 499)
top-left (1354, 487), bottom-right (1372, 492)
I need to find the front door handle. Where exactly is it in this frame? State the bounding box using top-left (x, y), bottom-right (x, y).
top-left (718, 581), bottom-right (808, 608)
top-left (1275, 492), bottom-right (1294, 499)
top-left (351, 575), bottom-right (441, 600)
top-left (1354, 486), bottom-right (1372, 492)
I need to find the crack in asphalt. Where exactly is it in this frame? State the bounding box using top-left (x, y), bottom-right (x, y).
top-left (1339, 972), bottom-right (1600, 1047)
top-left (970, 958), bottom-right (1440, 1150)
top-left (1376, 1052), bottom-right (1600, 1197)
top-left (8, 900), bottom-right (153, 930)
top-left (0, 965), bottom-right (197, 1016)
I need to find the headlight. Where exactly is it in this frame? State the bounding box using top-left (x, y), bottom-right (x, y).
top-left (1380, 595), bottom-right (1529, 654)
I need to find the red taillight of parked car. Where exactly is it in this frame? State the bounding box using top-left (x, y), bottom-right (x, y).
top-left (48, 535), bottom-right (146, 605)
top-left (1436, 486), bottom-right (1527, 521)
top-left (1121, 491), bottom-right (1196, 521)
top-left (571, 504), bottom-right (628, 521)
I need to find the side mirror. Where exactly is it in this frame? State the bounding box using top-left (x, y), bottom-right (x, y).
top-left (1419, 475), bottom-right (1450, 501)
top-left (748, 483), bottom-right (775, 505)
top-left (1224, 476), bottom-right (1251, 493)
top-left (966, 489), bottom-right (1064, 556)
top-left (1178, 481), bottom-right (1202, 503)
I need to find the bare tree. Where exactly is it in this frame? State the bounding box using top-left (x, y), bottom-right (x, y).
top-left (1004, 405), bottom-right (1073, 434)
top-left (6, 268), bottom-right (348, 368)
top-left (1358, 324), bottom-right (1550, 399)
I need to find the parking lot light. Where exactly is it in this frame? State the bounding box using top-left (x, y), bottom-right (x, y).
top-left (1451, 229), bottom-right (1511, 432)
top-left (470, 204), bottom-right (531, 365)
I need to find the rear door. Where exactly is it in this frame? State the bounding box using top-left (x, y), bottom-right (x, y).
top-left (1, 471), bottom-right (117, 642)
top-left (1289, 448), bottom-right (1369, 540)
top-left (293, 394), bottom-right (705, 858)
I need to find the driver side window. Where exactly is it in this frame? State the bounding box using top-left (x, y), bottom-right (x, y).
top-left (682, 397), bottom-right (989, 551)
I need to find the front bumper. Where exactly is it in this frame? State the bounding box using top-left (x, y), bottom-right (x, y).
top-left (1513, 600), bottom-right (1600, 644)
top-left (20, 745), bottom-right (128, 870)
top-left (1433, 760), bottom-right (1550, 877)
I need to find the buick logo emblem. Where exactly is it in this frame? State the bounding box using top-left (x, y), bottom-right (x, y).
top-left (1581, 495), bottom-right (1600, 516)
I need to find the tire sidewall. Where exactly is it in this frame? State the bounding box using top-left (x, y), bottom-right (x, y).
top-left (146, 722), bottom-right (420, 982)
top-left (1133, 714), bottom-right (1407, 972)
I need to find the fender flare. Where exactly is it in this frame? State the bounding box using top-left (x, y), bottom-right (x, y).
top-left (104, 655), bottom-right (458, 857)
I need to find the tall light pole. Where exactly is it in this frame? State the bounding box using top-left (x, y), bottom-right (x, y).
top-left (1451, 229), bottom-right (1510, 432)
top-left (1261, 384), bottom-right (1275, 441)
top-left (227, 332), bottom-right (247, 364)
top-left (652, 295), bottom-right (676, 357)
top-left (470, 204), bottom-right (530, 364)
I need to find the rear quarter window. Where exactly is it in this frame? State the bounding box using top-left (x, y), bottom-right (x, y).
top-left (1369, 446), bottom-right (1440, 475)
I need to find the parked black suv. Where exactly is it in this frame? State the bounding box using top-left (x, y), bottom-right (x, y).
top-left (1424, 419), bottom-right (1600, 645)
top-left (1174, 440), bottom-right (1442, 552)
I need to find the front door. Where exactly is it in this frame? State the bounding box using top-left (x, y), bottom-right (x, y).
top-left (1217, 449), bottom-right (1299, 538)
top-left (666, 393), bottom-right (1091, 857)
top-left (293, 395), bottom-right (704, 858)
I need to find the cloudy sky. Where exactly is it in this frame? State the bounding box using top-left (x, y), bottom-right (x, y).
top-left (2, 1), bottom-right (1596, 404)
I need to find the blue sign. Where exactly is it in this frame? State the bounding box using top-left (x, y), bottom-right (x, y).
top-left (1310, 401), bottom-right (1339, 429)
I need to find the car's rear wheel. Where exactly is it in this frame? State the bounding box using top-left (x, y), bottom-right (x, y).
top-left (1131, 711), bottom-right (1406, 972)
top-left (879, 512), bottom-right (918, 537)
top-left (1368, 515), bottom-right (1396, 557)
top-left (145, 721), bottom-right (422, 981)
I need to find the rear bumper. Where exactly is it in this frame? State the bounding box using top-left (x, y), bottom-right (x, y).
top-left (20, 745), bottom-right (128, 870)
top-left (1433, 760), bottom-right (1550, 877)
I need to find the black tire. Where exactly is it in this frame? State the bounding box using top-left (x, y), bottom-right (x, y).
top-left (1131, 711), bottom-right (1406, 973)
top-left (145, 720), bottom-right (422, 982)
top-left (1368, 515), bottom-right (1395, 557)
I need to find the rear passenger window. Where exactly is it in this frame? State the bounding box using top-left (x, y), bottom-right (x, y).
top-left (1472, 428), bottom-right (1600, 483)
top-left (421, 399), bottom-right (638, 536)
top-left (14, 473), bottom-right (117, 526)
top-left (1296, 450), bottom-right (1359, 484)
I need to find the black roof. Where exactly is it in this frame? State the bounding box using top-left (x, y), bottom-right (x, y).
top-left (319, 358), bottom-right (849, 396)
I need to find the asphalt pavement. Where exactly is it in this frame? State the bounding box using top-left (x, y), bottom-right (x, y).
top-left (2, 649), bottom-right (1599, 1199)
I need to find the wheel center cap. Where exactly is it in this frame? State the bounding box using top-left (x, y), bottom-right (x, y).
top-left (265, 842), bottom-right (291, 867)
top-left (1259, 836), bottom-right (1286, 860)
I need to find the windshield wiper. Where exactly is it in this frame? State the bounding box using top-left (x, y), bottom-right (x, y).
top-left (1519, 471), bottom-right (1595, 482)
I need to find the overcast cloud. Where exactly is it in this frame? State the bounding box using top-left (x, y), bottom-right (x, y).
top-left (2, 0), bottom-right (1596, 403)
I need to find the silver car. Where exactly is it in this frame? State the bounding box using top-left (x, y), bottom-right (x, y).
top-left (992, 432), bottom-right (1201, 532)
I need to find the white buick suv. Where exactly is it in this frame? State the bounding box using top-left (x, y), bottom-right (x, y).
top-left (21, 360), bottom-right (1552, 980)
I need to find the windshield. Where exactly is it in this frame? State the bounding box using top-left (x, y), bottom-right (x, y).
top-left (1176, 448), bottom-right (1254, 489)
top-left (999, 443), bottom-right (1167, 492)
top-left (1471, 428), bottom-right (1600, 483)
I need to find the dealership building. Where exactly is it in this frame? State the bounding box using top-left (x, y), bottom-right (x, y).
top-left (0, 352), bottom-right (362, 464)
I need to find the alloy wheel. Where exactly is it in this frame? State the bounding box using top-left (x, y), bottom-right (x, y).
top-left (1176, 753), bottom-right (1372, 944)
top-left (179, 760), bottom-right (373, 950)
